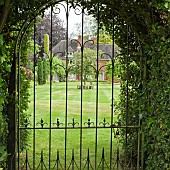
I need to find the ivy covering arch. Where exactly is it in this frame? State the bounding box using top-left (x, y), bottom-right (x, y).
top-left (69, 0), bottom-right (170, 169)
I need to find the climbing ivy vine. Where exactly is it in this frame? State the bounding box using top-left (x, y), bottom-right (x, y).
top-left (70, 0), bottom-right (170, 169)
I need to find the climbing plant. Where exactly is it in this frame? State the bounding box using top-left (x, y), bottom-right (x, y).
top-left (70, 0), bottom-right (170, 169)
top-left (73, 48), bottom-right (100, 84)
top-left (105, 57), bottom-right (121, 82)
top-left (0, 34), bottom-right (9, 166)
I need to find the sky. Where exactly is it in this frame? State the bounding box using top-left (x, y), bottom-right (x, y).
top-left (57, 3), bottom-right (82, 38)
top-left (45, 3), bottom-right (96, 39)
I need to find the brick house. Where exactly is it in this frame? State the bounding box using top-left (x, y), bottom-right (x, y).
top-left (52, 36), bottom-right (118, 81)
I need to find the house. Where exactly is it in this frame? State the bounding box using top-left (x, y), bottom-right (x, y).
top-left (52, 36), bottom-right (119, 81)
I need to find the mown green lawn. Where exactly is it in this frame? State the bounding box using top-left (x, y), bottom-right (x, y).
top-left (23, 81), bottom-right (120, 169)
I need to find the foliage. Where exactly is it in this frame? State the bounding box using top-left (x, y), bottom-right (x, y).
top-left (0, 0), bottom-right (57, 168)
top-left (73, 16), bottom-right (97, 39)
top-left (37, 55), bottom-right (65, 84)
top-left (105, 57), bottom-right (121, 81)
top-left (70, 0), bottom-right (170, 169)
top-left (37, 31), bottom-right (65, 84)
top-left (0, 146), bottom-right (7, 167)
top-left (52, 57), bottom-right (65, 82)
top-left (72, 48), bottom-right (98, 85)
top-left (114, 2), bottom-right (170, 169)
top-left (19, 68), bottom-right (31, 151)
top-left (113, 2), bottom-right (170, 169)
top-left (44, 34), bottom-right (49, 53)
top-left (37, 58), bottom-right (44, 85)
top-left (141, 26), bottom-right (170, 169)
top-left (35, 33), bottom-right (49, 85)
top-left (0, 34), bottom-right (10, 166)
top-left (73, 16), bottom-right (112, 44)
top-left (99, 33), bottom-right (112, 44)
top-left (100, 1), bottom-right (170, 169)
top-left (0, 0), bottom-right (49, 165)
top-left (35, 11), bottom-right (66, 51)
top-left (0, 114), bottom-right (7, 167)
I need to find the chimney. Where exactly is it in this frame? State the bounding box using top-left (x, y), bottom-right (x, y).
top-left (91, 37), bottom-right (97, 44)
top-left (77, 35), bottom-right (82, 51)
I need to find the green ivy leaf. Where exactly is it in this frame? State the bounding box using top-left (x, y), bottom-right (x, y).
top-left (0, 55), bottom-right (6, 64)
top-left (0, 147), bottom-right (8, 162)
top-left (164, 2), bottom-right (169, 9)
top-left (0, 35), bottom-right (3, 46)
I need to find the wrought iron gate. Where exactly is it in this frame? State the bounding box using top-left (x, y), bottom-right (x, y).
top-left (15, 1), bottom-right (143, 169)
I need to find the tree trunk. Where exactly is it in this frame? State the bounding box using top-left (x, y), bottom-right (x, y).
top-left (7, 54), bottom-right (16, 170)
top-left (0, 0), bottom-right (11, 33)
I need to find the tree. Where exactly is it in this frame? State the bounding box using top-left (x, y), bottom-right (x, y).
top-left (72, 15), bottom-right (97, 40)
top-left (36, 32), bottom-right (65, 84)
top-left (72, 48), bottom-right (98, 85)
top-left (70, 0), bottom-right (170, 169)
top-left (0, 34), bottom-right (8, 167)
top-left (35, 11), bottom-right (66, 51)
top-left (37, 34), bottom-right (49, 85)
top-left (37, 58), bottom-right (47, 85)
top-left (0, 0), bottom-right (10, 33)
top-left (99, 33), bottom-right (112, 44)
top-left (35, 12), bottom-right (66, 85)
top-left (0, 1), bottom-right (51, 169)
top-left (36, 55), bottom-right (65, 84)
top-left (106, 57), bottom-right (121, 82)
top-left (52, 57), bottom-right (65, 82)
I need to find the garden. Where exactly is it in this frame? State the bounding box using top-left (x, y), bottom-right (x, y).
top-left (20, 81), bottom-right (121, 168)
top-left (0, 0), bottom-right (170, 170)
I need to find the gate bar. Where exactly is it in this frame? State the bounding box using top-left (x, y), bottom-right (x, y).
top-left (80, 5), bottom-right (84, 170)
top-left (33, 18), bottom-right (36, 170)
top-left (17, 33), bottom-right (21, 170)
top-left (19, 125), bottom-right (140, 130)
top-left (95, 3), bottom-right (100, 169)
top-left (65, 1), bottom-right (69, 169)
top-left (110, 11), bottom-right (115, 170)
top-left (125, 23), bottom-right (130, 168)
top-left (49, 5), bottom-right (53, 169)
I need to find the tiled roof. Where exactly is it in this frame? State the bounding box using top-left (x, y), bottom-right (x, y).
top-left (52, 39), bottom-right (119, 59)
